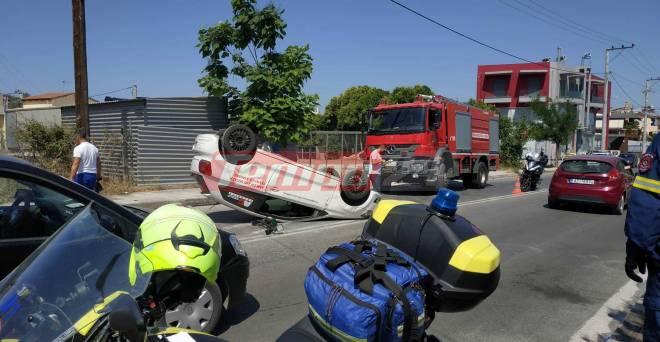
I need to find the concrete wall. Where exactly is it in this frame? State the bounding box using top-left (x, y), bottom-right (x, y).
top-left (4, 107), bottom-right (62, 150)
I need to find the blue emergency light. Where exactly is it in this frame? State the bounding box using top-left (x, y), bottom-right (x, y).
top-left (430, 188), bottom-right (459, 217)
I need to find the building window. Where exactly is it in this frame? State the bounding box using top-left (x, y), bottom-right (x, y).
top-left (526, 77), bottom-right (542, 97)
top-left (492, 78), bottom-right (507, 97)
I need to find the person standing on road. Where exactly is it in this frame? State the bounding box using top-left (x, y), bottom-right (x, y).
top-left (624, 134), bottom-right (660, 341)
top-left (69, 130), bottom-right (102, 192)
top-left (369, 144), bottom-right (386, 192)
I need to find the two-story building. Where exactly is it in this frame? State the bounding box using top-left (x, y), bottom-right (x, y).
top-left (476, 60), bottom-right (610, 154)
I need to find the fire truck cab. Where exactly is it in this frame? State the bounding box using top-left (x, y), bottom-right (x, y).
top-left (365, 95), bottom-right (500, 191)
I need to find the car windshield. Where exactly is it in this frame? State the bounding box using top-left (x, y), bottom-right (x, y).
top-left (368, 107), bottom-right (426, 134)
top-left (0, 204), bottom-right (151, 342)
top-left (561, 160), bottom-right (612, 174)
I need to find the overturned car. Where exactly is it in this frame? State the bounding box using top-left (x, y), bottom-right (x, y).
top-left (191, 125), bottom-right (380, 221)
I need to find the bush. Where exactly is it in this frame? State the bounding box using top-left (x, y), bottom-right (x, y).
top-left (499, 116), bottom-right (529, 168)
top-left (15, 120), bottom-right (76, 176)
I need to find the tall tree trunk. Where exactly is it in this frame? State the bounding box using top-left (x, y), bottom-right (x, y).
top-left (554, 142), bottom-right (561, 167)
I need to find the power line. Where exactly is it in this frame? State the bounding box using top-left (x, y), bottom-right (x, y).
top-left (610, 74), bottom-right (641, 107)
top-left (500, 0), bottom-right (611, 45)
top-left (627, 50), bottom-right (657, 75)
top-left (524, 0), bottom-right (632, 45)
top-left (387, 0), bottom-right (591, 75)
top-left (90, 86), bottom-right (133, 98)
top-left (635, 48), bottom-right (660, 75)
top-left (611, 72), bottom-right (645, 88)
top-left (620, 53), bottom-right (654, 76)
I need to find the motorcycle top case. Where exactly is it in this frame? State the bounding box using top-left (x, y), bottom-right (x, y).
top-left (361, 200), bottom-right (501, 312)
top-left (304, 241), bottom-right (427, 342)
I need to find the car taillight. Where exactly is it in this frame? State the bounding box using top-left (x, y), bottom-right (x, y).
top-left (608, 170), bottom-right (619, 182)
top-left (199, 160), bottom-right (212, 177)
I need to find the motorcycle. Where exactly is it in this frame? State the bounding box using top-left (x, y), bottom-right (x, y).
top-left (0, 204), bottom-right (225, 342)
top-left (520, 152), bottom-right (549, 192)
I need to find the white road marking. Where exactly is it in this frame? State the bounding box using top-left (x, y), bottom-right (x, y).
top-left (569, 278), bottom-right (645, 342)
top-left (241, 189), bottom-right (548, 244)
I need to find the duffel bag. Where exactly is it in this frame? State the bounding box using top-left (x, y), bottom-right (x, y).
top-left (304, 240), bottom-right (427, 341)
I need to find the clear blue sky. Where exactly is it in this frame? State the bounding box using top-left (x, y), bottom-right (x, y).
top-left (1, 0), bottom-right (659, 109)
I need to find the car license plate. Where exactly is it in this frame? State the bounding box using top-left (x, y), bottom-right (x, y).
top-left (569, 179), bottom-right (595, 185)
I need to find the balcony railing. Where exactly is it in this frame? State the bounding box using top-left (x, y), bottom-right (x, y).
top-left (590, 96), bottom-right (604, 103)
top-left (559, 90), bottom-right (583, 99)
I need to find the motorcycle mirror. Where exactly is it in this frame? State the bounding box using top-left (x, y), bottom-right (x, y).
top-left (108, 294), bottom-right (147, 342)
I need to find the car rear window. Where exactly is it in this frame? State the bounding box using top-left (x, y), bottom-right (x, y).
top-left (561, 160), bottom-right (612, 174)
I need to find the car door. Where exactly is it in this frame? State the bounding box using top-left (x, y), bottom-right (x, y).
top-left (0, 175), bottom-right (88, 279)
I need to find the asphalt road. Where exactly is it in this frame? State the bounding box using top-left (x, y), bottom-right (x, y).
top-left (203, 177), bottom-right (629, 341)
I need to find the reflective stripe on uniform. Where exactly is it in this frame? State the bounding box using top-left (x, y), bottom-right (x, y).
top-left (633, 176), bottom-right (660, 194)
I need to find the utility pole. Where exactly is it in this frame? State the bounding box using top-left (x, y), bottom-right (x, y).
top-left (642, 77), bottom-right (660, 151)
top-left (72, 0), bottom-right (89, 135)
top-left (603, 44), bottom-right (634, 150)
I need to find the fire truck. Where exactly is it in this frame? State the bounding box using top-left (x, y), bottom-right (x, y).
top-left (365, 95), bottom-right (500, 191)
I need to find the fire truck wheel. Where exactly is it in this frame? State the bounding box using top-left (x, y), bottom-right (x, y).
top-left (219, 124), bottom-right (257, 165)
top-left (340, 169), bottom-right (370, 205)
top-left (474, 162), bottom-right (488, 189)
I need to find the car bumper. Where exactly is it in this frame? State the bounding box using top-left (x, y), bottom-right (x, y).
top-left (218, 254), bottom-right (250, 311)
top-left (549, 182), bottom-right (623, 207)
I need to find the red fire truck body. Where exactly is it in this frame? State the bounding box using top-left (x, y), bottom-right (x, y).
top-left (365, 95), bottom-right (500, 190)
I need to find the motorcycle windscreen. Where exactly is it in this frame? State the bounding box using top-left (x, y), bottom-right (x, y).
top-left (0, 205), bottom-right (151, 341)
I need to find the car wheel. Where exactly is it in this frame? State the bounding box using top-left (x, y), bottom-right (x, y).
top-left (165, 281), bottom-right (224, 333)
top-left (318, 166), bottom-right (340, 178)
top-left (473, 162), bottom-right (488, 189)
top-left (340, 169), bottom-right (370, 205)
top-left (613, 195), bottom-right (625, 215)
top-left (220, 124), bottom-right (257, 165)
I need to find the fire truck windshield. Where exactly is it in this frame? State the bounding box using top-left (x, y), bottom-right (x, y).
top-left (368, 107), bottom-right (425, 134)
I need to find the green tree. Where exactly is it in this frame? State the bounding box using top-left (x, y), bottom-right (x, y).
top-left (529, 99), bottom-right (578, 162)
top-left (467, 98), bottom-right (497, 112)
top-left (323, 86), bottom-right (389, 130)
top-left (498, 116), bottom-right (529, 168)
top-left (15, 120), bottom-right (75, 175)
top-left (197, 0), bottom-right (318, 145)
top-left (623, 119), bottom-right (640, 131)
top-left (387, 85), bottom-right (433, 104)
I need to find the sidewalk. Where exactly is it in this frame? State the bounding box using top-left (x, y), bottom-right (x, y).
top-left (110, 187), bottom-right (216, 209)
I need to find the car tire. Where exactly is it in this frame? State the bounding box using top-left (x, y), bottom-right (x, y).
top-left (220, 124), bottom-right (257, 165)
top-left (473, 162), bottom-right (488, 189)
top-left (318, 166), bottom-right (340, 178)
top-left (340, 169), bottom-right (370, 205)
top-left (164, 281), bottom-right (224, 333)
top-left (548, 198), bottom-right (560, 209)
top-left (612, 194), bottom-right (625, 215)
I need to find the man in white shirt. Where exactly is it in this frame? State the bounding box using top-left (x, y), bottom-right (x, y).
top-left (369, 144), bottom-right (386, 192)
top-left (69, 130), bottom-right (102, 192)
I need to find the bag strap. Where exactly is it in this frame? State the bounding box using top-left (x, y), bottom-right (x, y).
top-left (325, 246), bottom-right (373, 271)
top-left (355, 269), bottom-right (414, 342)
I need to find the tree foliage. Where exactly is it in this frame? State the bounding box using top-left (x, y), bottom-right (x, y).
top-left (15, 120), bottom-right (75, 175)
top-left (467, 98), bottom-right (497, 112)
top-left (387, 85), bottom-right (433, 104)
top-left (498, 116), bottom-right (529, 168)
top-left (197, 0), bottom-right (318, 145)
top-left (323, 86), bottom-right (389, 131)
top-left (529, 99), bottom-right (578, 160)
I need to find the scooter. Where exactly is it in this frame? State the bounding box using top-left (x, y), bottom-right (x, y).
top-left (520, 151), bottom-right (549, 192)
top-left (0, 205), bottom-right (225, 342)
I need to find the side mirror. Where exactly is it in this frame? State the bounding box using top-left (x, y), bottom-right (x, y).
top-left (108, 294), bottom-right (147, 342)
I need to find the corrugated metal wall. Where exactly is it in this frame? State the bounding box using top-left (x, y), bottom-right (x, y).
top-left (134, 125), bottom-right (212, 185)
top-left (62, 100), bottom-right (145, 179)
top-left (145, 97), bottom-right (228, 130)
top-left (61, 97), bottom-right (227, 185)
top-left (5, 108), bottom-right (62, 149)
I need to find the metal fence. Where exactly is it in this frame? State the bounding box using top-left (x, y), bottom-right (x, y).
top-left (297, 131), bottom-right (364, 160)
top-left (61, 97), bottom-right (227, 185)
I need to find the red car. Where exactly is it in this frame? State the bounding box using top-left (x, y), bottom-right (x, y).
top-left (548, 155), bottom-right (634, 214)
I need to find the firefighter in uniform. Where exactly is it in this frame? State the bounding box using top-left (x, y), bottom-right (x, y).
top-left (625, 134), bottom-right (660, 341)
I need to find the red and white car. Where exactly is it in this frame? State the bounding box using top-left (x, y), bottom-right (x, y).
top-left (190, 125), bottom-right (380, 221)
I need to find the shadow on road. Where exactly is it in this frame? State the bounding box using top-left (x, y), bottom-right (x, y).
top-left (216, 293), bottom-right (261, 335)
top-left (383, 180), bottom-right (496, 196)
top-left (207, 208), bottom-right (255, 224)
top-left (543, 203), bottom-right (621, 216)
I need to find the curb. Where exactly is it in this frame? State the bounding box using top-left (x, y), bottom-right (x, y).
top-left (117, 197), bottom-right (217, 209)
